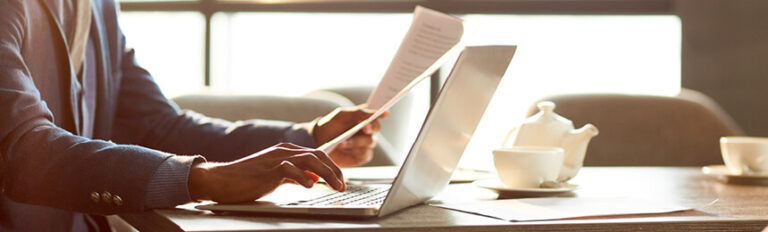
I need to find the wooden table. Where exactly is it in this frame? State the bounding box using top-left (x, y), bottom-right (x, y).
top-left (120, 167), bottom-right (768, 231)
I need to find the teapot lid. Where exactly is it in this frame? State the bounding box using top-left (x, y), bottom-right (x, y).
top-left (538, 101), bottom-right (556, 114)
top-left (524, 101), bottom-right (573, 128)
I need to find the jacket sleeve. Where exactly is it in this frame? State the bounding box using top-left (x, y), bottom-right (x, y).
top-left (0, 1), bottom-right (176, 214)
top-left (108, 16), bottom-right (315, 163)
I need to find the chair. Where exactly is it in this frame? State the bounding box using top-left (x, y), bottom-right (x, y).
top-left (171, 94), bottom-right (342, 123)
top-left (526, 88), bottom-right (745, 166)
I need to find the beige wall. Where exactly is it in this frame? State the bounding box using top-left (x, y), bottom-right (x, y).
top-left (676, 0), bottom-right (768, 135)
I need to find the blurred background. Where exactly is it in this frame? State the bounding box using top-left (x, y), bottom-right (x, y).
top-left (117, 0), bottom-right (767, 169)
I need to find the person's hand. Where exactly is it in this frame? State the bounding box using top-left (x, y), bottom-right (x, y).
top-left (188, 143), bottom-right (345, 203)
top-left (311, 105), bottom-right (388, 168)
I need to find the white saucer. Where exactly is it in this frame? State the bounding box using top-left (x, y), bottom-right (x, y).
top-left (702, 165), bottom-right (768, 185)
top-left (702, 165), bottom-right (768, 178)
top-left (473, 179), bottom-right (578, 197)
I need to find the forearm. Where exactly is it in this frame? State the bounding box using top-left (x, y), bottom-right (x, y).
top-left (115, 109), bottom-right (317, 162)
top-left (1, 122), bottom-right (171, 214)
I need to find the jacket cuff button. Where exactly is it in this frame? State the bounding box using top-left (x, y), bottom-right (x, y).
top-left (90, 192), bottom-right (100, 203)
top-left (113, 195), bottom-right (123, 206)
top-left (102, 191), bottom-right (112, 204)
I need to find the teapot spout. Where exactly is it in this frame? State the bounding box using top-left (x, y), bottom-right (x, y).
top-left (574, 123), bottom-right (599, 139)
top-left (558, 124), bottom-right (599, 181)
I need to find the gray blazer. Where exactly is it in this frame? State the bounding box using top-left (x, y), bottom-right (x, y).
top-left (0, 0), bottom-right (314, 230)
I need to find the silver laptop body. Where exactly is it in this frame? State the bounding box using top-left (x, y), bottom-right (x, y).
top-left (196, 45), bottom-right (516, 218)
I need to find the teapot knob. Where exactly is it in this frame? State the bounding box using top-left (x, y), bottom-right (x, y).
top-left (537, 101), bottom-right (556, 113)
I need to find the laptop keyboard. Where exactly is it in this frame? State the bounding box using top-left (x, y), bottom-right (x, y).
top-left (282, 185), bottom-right (390, 207)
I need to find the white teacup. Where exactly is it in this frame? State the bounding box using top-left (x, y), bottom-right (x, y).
top-left (721, 136), bottom-right (768, 175)
top-left (492, 146), bottom-right (564, 188)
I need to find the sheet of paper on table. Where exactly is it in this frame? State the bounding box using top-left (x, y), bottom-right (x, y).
top-left (318, 6), bottom-right (464, 153)
top-left (433, 197), bottom-right (691, 222)
top-left (341, 165), bottom-right (496, 184)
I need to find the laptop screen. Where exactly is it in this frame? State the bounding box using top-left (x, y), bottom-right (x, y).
top-left (378, 45), bottom-right (516, 216)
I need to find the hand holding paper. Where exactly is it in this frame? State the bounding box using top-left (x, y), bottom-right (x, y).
top-left (311, 106), bottom-right (388, 167)
top-left (317, 6), bottom-right (464, 155)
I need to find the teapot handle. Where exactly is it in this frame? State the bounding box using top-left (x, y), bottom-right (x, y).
top-left (501, 126), bottom-right (517, 148)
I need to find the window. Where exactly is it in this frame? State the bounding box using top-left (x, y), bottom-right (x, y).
top-left (118, 12), bottom-right (205, 97)
top-left (210, 12), bottom-right (412, 96)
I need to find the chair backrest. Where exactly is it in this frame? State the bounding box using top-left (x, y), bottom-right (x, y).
top-left (526, 88), bottom-right (744, 166)
top-left (172, 94), bottom-right (341, 123)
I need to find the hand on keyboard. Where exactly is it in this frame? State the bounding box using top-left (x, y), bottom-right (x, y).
top-left (188, 143), bottom-right (346, 204)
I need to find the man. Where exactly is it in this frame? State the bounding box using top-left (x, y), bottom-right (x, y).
top-left (0, 0), bottom-right (385, 230)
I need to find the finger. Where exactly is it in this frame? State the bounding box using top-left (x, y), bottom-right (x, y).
top-left (276, 145), bottom-right (341, 178)
top-left (307, 149), bottom-right (345, 182)
top-left (300, 152), bottom-right (345, 190)
top-left (356, 119), bottom-right (380, 135)
top-left (304, 170), bottom-right (320, 183)
top-left (278, 142), bottom-right (305, 149)
top-left (319, 106), bottom-right (366, 126)
top-left (290, 153), bottom-right (345, 191)
top-left (370, 119), bottom-right (381, 133)
top-left (341, 107), bottom-right (374, 122)
top-left (276, 144), bottom-right (325, 158)
top-left (339, 138), bottom-right (356, 149)
top-left (279, 145), bottom-right (344, 180)
top-left (277, 161), bottom-right (315, 188)
top-left (358, 135), bottom-right (376, 149)
top-left (282, 179), bottom-right (300, 185)
top-left (273, 145), bottom-right (344, 180)
top-left (361, 110), bottom-right (386, 134)
top-left (358, 106), bottom-right (386, 120)
top-left (340, 135), bottom-right (374, 149)
top-left (283, 171), bottom-right (320, 185)
top-left (357, 103), bottom-right (370, 110)
top-left (330, 143), bottom-right (375, 168)
top-left (252, 143), bottom-right (312, 162)
top-left (378, 111), bottom-right (389, 119)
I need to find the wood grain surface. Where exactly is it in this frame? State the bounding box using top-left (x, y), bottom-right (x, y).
top-left (121, 167), bottom-right (768, 231)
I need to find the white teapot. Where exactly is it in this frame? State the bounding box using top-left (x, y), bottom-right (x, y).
top-left (502, 101), bottom-right (599, 181)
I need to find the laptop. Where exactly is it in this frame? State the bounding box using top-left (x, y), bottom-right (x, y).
top-left (196, 45), bottom-right (517, 218)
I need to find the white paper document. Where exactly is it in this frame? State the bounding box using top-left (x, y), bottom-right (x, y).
top-left (318, 6), bottom-right (463, 153)
top-left (434, 197), bottom-right (691, 222)
top-left (366, 6), bottom-right (464, 110)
